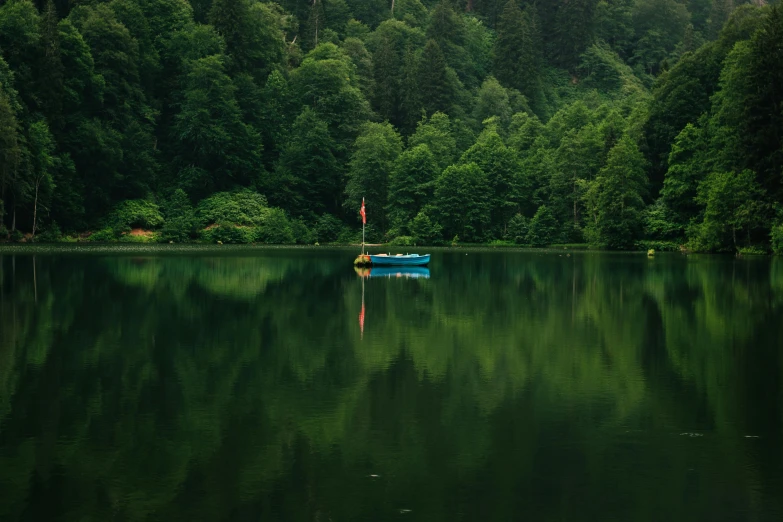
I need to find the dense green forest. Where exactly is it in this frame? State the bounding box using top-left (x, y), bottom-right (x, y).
top-left (0, 0), bottom-right (781, 252)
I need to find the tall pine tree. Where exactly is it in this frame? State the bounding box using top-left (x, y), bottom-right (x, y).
top-left (583, 135), bottom-right (648, 249)
top-left (492, 1), bottom-right (541, 102)
top-left (417, 39), bottom-right (452, 116)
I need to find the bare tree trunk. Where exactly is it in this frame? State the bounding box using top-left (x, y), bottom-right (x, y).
top-left (732, 225), bottom-right (737, 251)
top-left (572, 175), bottom-right (579, 227)
top-left (0, 182), bottom-right (5, 236)
top-left (466, 0), bottom-right (473, 11)
top-left (313, 0), bottom-right (318, 47)
top-left (573, 188), bottom-right (578, 226)
top-left (391, 0), bottom-right (395, 16)
top-left (32, 177), bottom-right (40, 240)
top-left (11, 205), bottom-right (16, 232)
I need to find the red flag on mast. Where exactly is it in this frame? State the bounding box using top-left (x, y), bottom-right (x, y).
top-left (360, 198), bottom-right (366, 224)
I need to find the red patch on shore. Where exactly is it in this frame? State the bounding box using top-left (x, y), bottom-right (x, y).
top-left (129, 228), bottom-right (154, 237)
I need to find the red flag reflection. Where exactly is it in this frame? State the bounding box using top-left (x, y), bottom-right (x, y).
top-left (359, 301), bottom-right (365, 339)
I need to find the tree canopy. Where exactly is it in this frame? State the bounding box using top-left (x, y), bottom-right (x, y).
top-left (0, 0), bottom-right (781, 253)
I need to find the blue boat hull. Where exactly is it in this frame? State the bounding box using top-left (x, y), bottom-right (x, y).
top-left (369, 254), bottom-right (430, 266)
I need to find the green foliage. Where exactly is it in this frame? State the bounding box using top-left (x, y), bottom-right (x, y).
top-left (195, 190), bottom-right (269, 228)
top-left (660, 123), bottom-right (707, 230)
top-left (462, 15), bottom-right (494, 88)
top-left (35, 222), bottom-right (62, 243)
top-left (0, 0), bottom-right (42, 110)
top-left (271, 107), bottom-right (341, 219)
top-left (433, 163), bottom-right (491, 243)
top-left (708, 9), bottom-right (783, 200)
top-left (346, 0), bottom-right (389, 27)
top-left (409, 209), bottom-right (442, 244)
top-left (460, 125), bottom-right (526, 235)
top-left (208, 0), bottom-right (284, 81)
top-left (689, 170), bottom-right (767, 253)
top-left (417, 39), bottom-right (456, 116)
top-left (387, 144), bottom-right (438, 235)
top-left (506, 213), bottom-right (529, 244)
top-left (160, 189), bottom-right (197, 242)
top-left (507, 111), bottom-right (544, 154)
top-left (7, 228), bottom-right (22, 242)
top-left (108, 199), bottom-right (164, 229)
top-left (253, 208), bottom-right (295, 245)
top-left (89, 227), bottom-right (119, 242)
top-left (0, 0), bottom-right (778, 251)
top-left (290, 43), bottom-right (372, 149)
top-left (290, 218), bottom-right (316, 244)
top-left (315, 213), bottom-right (346, 243)
top-left (636, 239), bottom-right (680, 252)
top-left (644, 44), bottom-right (720, 184)
top-left (185, 189), bottom-right (303, 244)
top-left (583, 135), bottom-right (648, 249)
top-left (526, 205), bottom-right (557, 247)
top-left (118, 230), bottom-right (160, 243)
top-left (345, 19), bottom-right (370, 39)
top-left (366, 19), bottom-right (426, 130)
top-left (493, 1), bottom-right (542, 105)
top-left (68, 3), bottom-right (158, 209)
top-left (737, 246), bottom-right (766, 256)
top-left (472, 76), bottom-right (523, 133)
top-left (388, 235), bottom-right (416, 246)
top-left (355, 222), bottom-right (382, 243)
top-left (341, 37), bottom-right (375, 100)
top-left (579, 42), bottom-right (648, 99)
top-left (549, 121), bottom-right (604, 237)
top-left (552, 0), bottom-right (601, 68)
top-left (408, 112), bottom-right (457, 173)
top-left (772, 223), bottom-right (783, 255)
top-left (172, 54), bottom-right (263, 197)
top-left (203, 222), bottom-right (254, 244)
top-left (630, 0), bottom-right (690, 75)
top-left (344, 122), bottom-right (403, 231)
top-left (644, 199), bottom-right (682, 241)
top-left (394, 0), bottom-right (429, 27)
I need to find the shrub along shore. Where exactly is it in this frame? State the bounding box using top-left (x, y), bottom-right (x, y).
top-left (0, 188), bottom-right (757, 253)
top-left (0, 188), bottom-right (667, 250)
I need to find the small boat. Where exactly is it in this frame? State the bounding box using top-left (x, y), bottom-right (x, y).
top-left (353, 200), bottom-right (431, 268)
top-left (368, 253), bottom-right (431, 266)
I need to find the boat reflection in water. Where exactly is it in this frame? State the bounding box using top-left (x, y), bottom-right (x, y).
top-left (355, 266), bottom-right (429, 339)
top-left (354, 266), bottom-right (431, 279)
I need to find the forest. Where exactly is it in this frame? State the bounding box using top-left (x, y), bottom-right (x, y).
top-left (0, 0), bottom-right (781, 252)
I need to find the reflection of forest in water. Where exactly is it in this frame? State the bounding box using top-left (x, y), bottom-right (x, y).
top-left (1, 249), bottom-right (782, 521)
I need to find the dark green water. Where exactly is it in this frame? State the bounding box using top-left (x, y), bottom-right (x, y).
top-left (0, 246), bottom-right (782, 522)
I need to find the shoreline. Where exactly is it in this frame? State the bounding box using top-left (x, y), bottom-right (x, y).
top-left (0, 242), bottom-right (774, 257)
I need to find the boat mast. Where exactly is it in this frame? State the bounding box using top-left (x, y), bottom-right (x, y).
top-left (361, 197), bottom-right (366, 255)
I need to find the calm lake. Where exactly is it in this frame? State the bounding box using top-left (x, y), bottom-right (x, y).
top-left (0, 246), bottom-right (781, 521)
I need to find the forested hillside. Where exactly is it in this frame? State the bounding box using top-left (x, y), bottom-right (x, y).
top-left (0, 0), bottom-right (781, 252)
